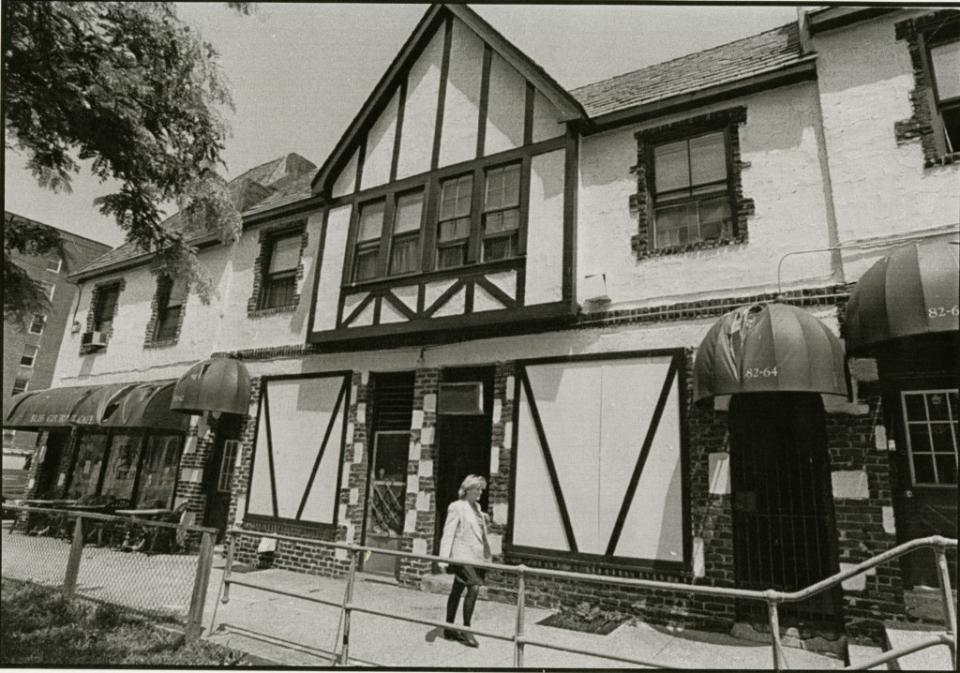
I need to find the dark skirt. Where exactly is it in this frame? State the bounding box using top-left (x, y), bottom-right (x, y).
top-left (447, 563), bottom-right (486, 587)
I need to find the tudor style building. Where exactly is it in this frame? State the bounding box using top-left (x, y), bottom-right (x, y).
top-left (10, 4), bottom-right (957, 649)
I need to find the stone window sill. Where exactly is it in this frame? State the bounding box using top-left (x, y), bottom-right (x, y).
top-left (145, 338), bottom-right (180, 349)
top-left (80, 345), bottom-right (108, 356)
top-left (248, 303), bottom-right (298, 318)
top-left (924, 152), bottom-right (960, 168)
top-left (632, 234), bottom-right (747, 261)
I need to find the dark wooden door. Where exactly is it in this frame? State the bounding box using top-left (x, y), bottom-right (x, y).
top-left (434, 367), bottom-right (494, 554)
top-left (729, 392), bottom-right (842, 626)
top-left (890, 387), bottom-right (958, 588)
top-left (37, 430), bottom-right (69, 497)
top-left (202, 415), bottom-right (242, 541)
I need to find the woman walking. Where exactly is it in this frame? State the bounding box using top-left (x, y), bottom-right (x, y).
top-left (438, 474), bottom-right (491, 647)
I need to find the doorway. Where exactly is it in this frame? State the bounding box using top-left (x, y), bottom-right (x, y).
top-left (433, 366), bottom-right (494, 555)
top-left (362, 372), bottom-right (416, 578)
top-left (202, 414), bottom-right (242, 541)
top-left (729, 392), bottom-right (842, 627)
top-left (37, 430), bottom-right (70, 497)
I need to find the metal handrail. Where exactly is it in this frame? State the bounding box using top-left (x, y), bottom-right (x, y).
top-left (217, 527), bottom-right (957, 669)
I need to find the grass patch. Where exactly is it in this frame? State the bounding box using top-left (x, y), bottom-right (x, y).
top-left (0, 579), bottom-right (254, 666)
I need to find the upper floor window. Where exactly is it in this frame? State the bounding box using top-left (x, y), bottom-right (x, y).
top-left (46, 256), bottom-right (62, 273)
top-left (651, 131), bottom-right (732, 249)
top-left (93, 284), bottom-right (120, 334)
top-left (20, 344), bottom-right (39, 368)
top-left (482, 163), bottom-right (521, 261)
top-left (11, 377), bottom-right (29, 396)
top-left (261, 232), bottom-right (301, 309)
top-left (929, 39), bottom-right (960, 153)
top-left (153, 276), bottom-right (187, 342)
top-left (389, 190), bottom-right (424, 275)
top-left (40, 281), bottom-right (55, 302)
top-left (28, 313), bottom-right (46, 335)
top-left (353, 201), bottom-right (385, 282)
top-left (437, 174), bottom-right (473, 269)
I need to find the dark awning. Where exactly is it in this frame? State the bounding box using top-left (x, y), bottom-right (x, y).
top-left (4, 383), bottom-right (134, 430)
top-left (171, 358), bottom-right (251, 416)
top-left (101, 381), bottom-right (189, 432)
top-left (845, 238), bottom-right (959, 354)
top-left (693, 302), bottom-right (848, 403)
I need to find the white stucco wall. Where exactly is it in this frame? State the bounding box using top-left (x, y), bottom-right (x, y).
top-left (577, 81), bottom-right (837, 310)
top-left (438, 18), bottom-right (484, 168)
top-left (525, 149), bottom-right (566, 305)
top-left (331, 147), bottom-right (358, 199)
top-left (484, 52), bottom-right (525, 155)
top-left (53, 209), bottom-right (325, 388)
top-left (313, 205), bottom-right (353, 333)
top-left (813, 13), bottom-right (960, 282)
top-left (360, 90), bottom-right (399, 190)
top-left (532, 91), bottom-right (565, 143)
top-left (396, 26), bottom-right (445, 180)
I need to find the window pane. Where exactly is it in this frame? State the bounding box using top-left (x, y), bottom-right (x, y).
top-left (931, 41), bottom-right (960, 101)
top-left (927, 392), bottom-right (950, 420)
top-left (218, 440), bottom-right (240, 493)
top-left (155, 306), bottom-right (182, 340)
top-left (654, 140), bottom-right (690, 194)
top-left (949, 391), bottom-right (959, 419)
top-left (65, 434), bottom-right (109, 499)
top-left (690, 132), bottom-right (727, 186)
top-left (904, 393), bottom-right (927, 421)
top-left (20, 345), bottom-right (38, 366)
top-left (930, 423), bottom-right (956, 453)
top-left (12, 378), bottom-right (29, 395)
top-left (354, 248), bottom-right (379, 281)
top-left (440, 175), bottom-right (472, 220)
top-left (269, 235), bottom-right (301, 274)
top-left (909, 425), bottom-right (932, 453)
top-left (485, 209), bottom-right (519, 235)
top-left (485, 168), bottom-right (504, 210)
top-left (46, 256), bottom-right (62, 273)
top-left (394, 191), bottom-right (424, 234)
top-left (438, 217), bottom-right (471, 242)
top-left (390, 237), bottom-right (420, 275)
top-left (358, 201), bottom-right (385, 241)
top-left (137, 436), bottom-right (182, 508)
top-left (95, 286), bottom-right (119, 330)
top-left (942, 103), bottom-right (960, 154)
top-left (437, 244), bottom-right (466, 269)
top-left (699, 196), bottom-right (733, 240)
top-left (484, 164), bottom-right (521, 212)
top-left (100, 435), bottom-right (142, 504)
top-left (935, 454), bottom-right (957, 485)
top-left (912, 453), bottom-right (936, 484)
top-left (654, 202), bottom-right (698, 248)
top-left (483, 235), bottom-right (516, 261)
top-left (29, 314), bottom-right (45, 334)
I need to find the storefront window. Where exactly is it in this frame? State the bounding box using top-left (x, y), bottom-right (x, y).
top-left (99, 434), bottom-right (143, 505)
top-left (902, 389), bottom-right (959, 486)
top-left (64, 433), bottom-right (110, 499)
top-left (136, 435), bottom-right (183, 508)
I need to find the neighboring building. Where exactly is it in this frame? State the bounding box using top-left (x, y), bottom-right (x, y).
top-left (2, 213), bottom-right (111, 453)
top-left (10, 4), bottom-right (957, 652)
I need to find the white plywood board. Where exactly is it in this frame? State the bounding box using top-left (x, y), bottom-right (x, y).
top-left (247, 399), bottom-right (274, 517)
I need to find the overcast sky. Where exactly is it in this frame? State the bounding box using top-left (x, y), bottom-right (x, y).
top-left (3, 2), bottom-right (802, 248)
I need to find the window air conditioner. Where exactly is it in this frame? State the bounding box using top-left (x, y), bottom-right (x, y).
top-left (81, 331), bottom-right (107, 349)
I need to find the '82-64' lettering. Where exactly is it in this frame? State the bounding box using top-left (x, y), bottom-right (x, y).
top-left (927, 305), bottom-right (959, 319)
top-left (744, 367), bottom-right (778, 379)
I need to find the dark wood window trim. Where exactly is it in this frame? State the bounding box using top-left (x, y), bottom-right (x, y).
top-left (895, 11), bottom-right (960, 167)
top-left (630, 106), bottom-right (753, 260)
top-left (247, 220), bottom-right (308, 317)
top-left (81, 279), bottom-right (125, 354)
top-left (144, 274), bottom-right (189, 348)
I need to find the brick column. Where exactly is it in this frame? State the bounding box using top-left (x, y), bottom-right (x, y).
top-left (398, 367), bottom-right (440, 587)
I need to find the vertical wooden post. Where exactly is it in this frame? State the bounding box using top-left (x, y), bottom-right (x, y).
top-left (221, 531), bottom-right (235, 604)
top-left (514, 567), bottom-right (526, 667)
top-left (766, 593), bottom-right (785, 671)
top-left (62, 515), bottom-right (84, 599)
top-left (186, 530), bottom-right (215, 641)
top-left (338, 547), bottom-right (358, 666)
top-left (935, 546), bottom-right (958, 670)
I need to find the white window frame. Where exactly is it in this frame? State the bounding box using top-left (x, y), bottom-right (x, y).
top-left (46, 256), bottom-right (62, 273)
top-left (28, 313), bottom-right (46, 335)
top-left (20, 344), bottom-right (39, 368)
top-left (11, 378), bottom-right (30, 395)
top-left (900, 388), bottom-right (959, 488)
top-left (217, 439), bottom-right (241, 493)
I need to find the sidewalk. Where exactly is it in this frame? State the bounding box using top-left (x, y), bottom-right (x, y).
top-left (199, 565), bottom-right (845, 669)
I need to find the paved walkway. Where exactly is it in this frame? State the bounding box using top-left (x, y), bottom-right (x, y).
top-left (199, 563), bottom-right (845, 669)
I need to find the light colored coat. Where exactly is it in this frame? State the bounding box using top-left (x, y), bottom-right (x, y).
top-left (438, 499), bottom-right (491, 568)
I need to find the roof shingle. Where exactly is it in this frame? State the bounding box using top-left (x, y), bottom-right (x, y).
top-left (570, 23), bottom-right (804, 118)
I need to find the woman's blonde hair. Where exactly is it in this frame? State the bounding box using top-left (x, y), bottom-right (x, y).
top-left (458, 474), bottom-right (487, 499)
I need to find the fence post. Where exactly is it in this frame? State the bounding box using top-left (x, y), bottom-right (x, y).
top-left (186, 530), bottom-right (215, 642)
top-left (514, 567), bottom-right (526, 667)
top-left (766, 591), bottom-right (786, 671)
top-left (337, 547), bottom-right (358, 666)
top-left (934, 546), bottom-right (958, 670)
top-left (221, 531), bottom-right (235, 604)
top-left (62, 515), bottom-right (83, 599)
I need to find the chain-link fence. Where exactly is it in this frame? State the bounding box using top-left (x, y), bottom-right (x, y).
top-left (1, 505), bottom-right (215, 636)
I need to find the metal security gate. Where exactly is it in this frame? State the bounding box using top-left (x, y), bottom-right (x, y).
top-left (729, 392), bottom-right (843, 627)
